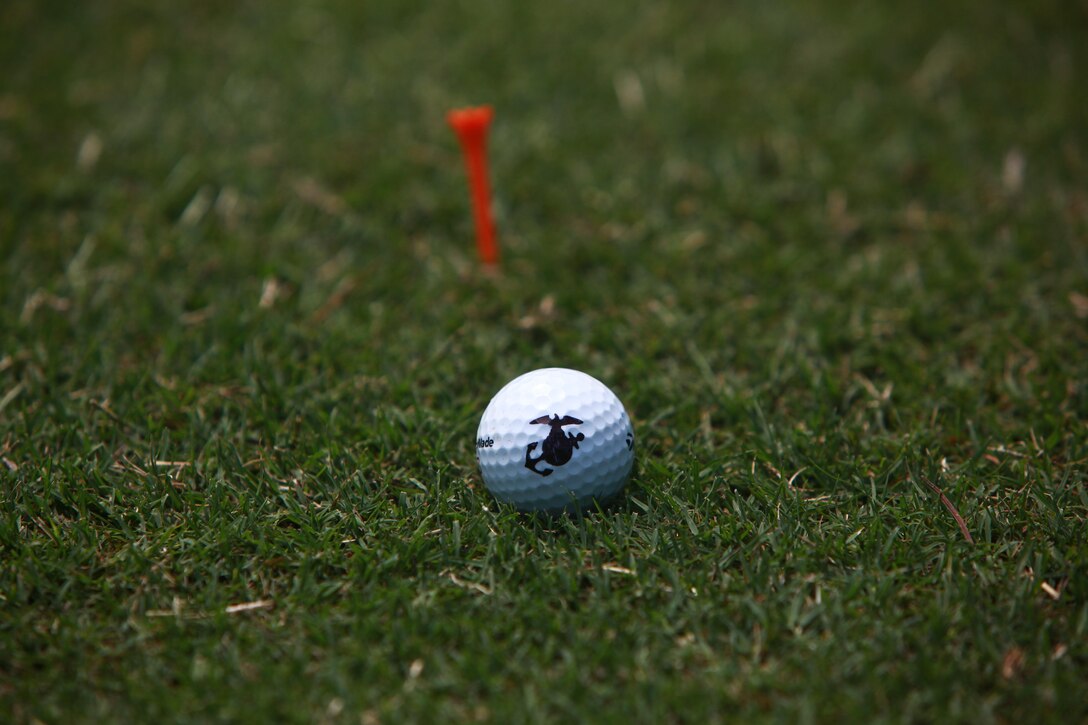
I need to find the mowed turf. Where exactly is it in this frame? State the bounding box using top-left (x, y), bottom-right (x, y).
top-left (2, 0), bottom-right (1086, 722)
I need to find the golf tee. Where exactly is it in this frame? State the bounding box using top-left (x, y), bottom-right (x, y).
top-left (448, 106), bottom-right (499, 266)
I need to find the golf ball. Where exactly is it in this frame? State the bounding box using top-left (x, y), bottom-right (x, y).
top-left (476, 368), bottom-right (635, 513)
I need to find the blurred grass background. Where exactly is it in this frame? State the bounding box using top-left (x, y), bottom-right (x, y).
top-left (1, 0), bottom-right (1086, 722)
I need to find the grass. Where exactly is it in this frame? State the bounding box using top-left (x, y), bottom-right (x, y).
top-left (2, 0), bottom-right (1087, 721)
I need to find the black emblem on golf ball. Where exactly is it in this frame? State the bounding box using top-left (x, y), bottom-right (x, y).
top-left (525, 414), bottom-right (584, 477)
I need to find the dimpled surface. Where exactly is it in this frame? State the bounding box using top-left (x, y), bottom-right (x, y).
top-left (476, 368), bottom-right (635, 513)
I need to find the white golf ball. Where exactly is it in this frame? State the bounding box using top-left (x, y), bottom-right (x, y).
top-left (476, 368), bottom-right (635, 513)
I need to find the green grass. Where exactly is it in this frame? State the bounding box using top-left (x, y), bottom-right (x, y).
top-left (2, 0), bottom-right (1087, 722)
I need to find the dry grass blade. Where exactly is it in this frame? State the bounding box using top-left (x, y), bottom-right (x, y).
top-left (225, 599), bottom-right (275, 614)
top-left (922, 478), bottom-right (974, 543)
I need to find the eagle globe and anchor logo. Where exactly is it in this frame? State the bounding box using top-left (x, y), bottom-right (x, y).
top-left (524, 414), bottom-right (586, 477)
top-left (477, 412), bottom-right (634, 477)
top-left (522, 413), bottom-right (634, 477)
